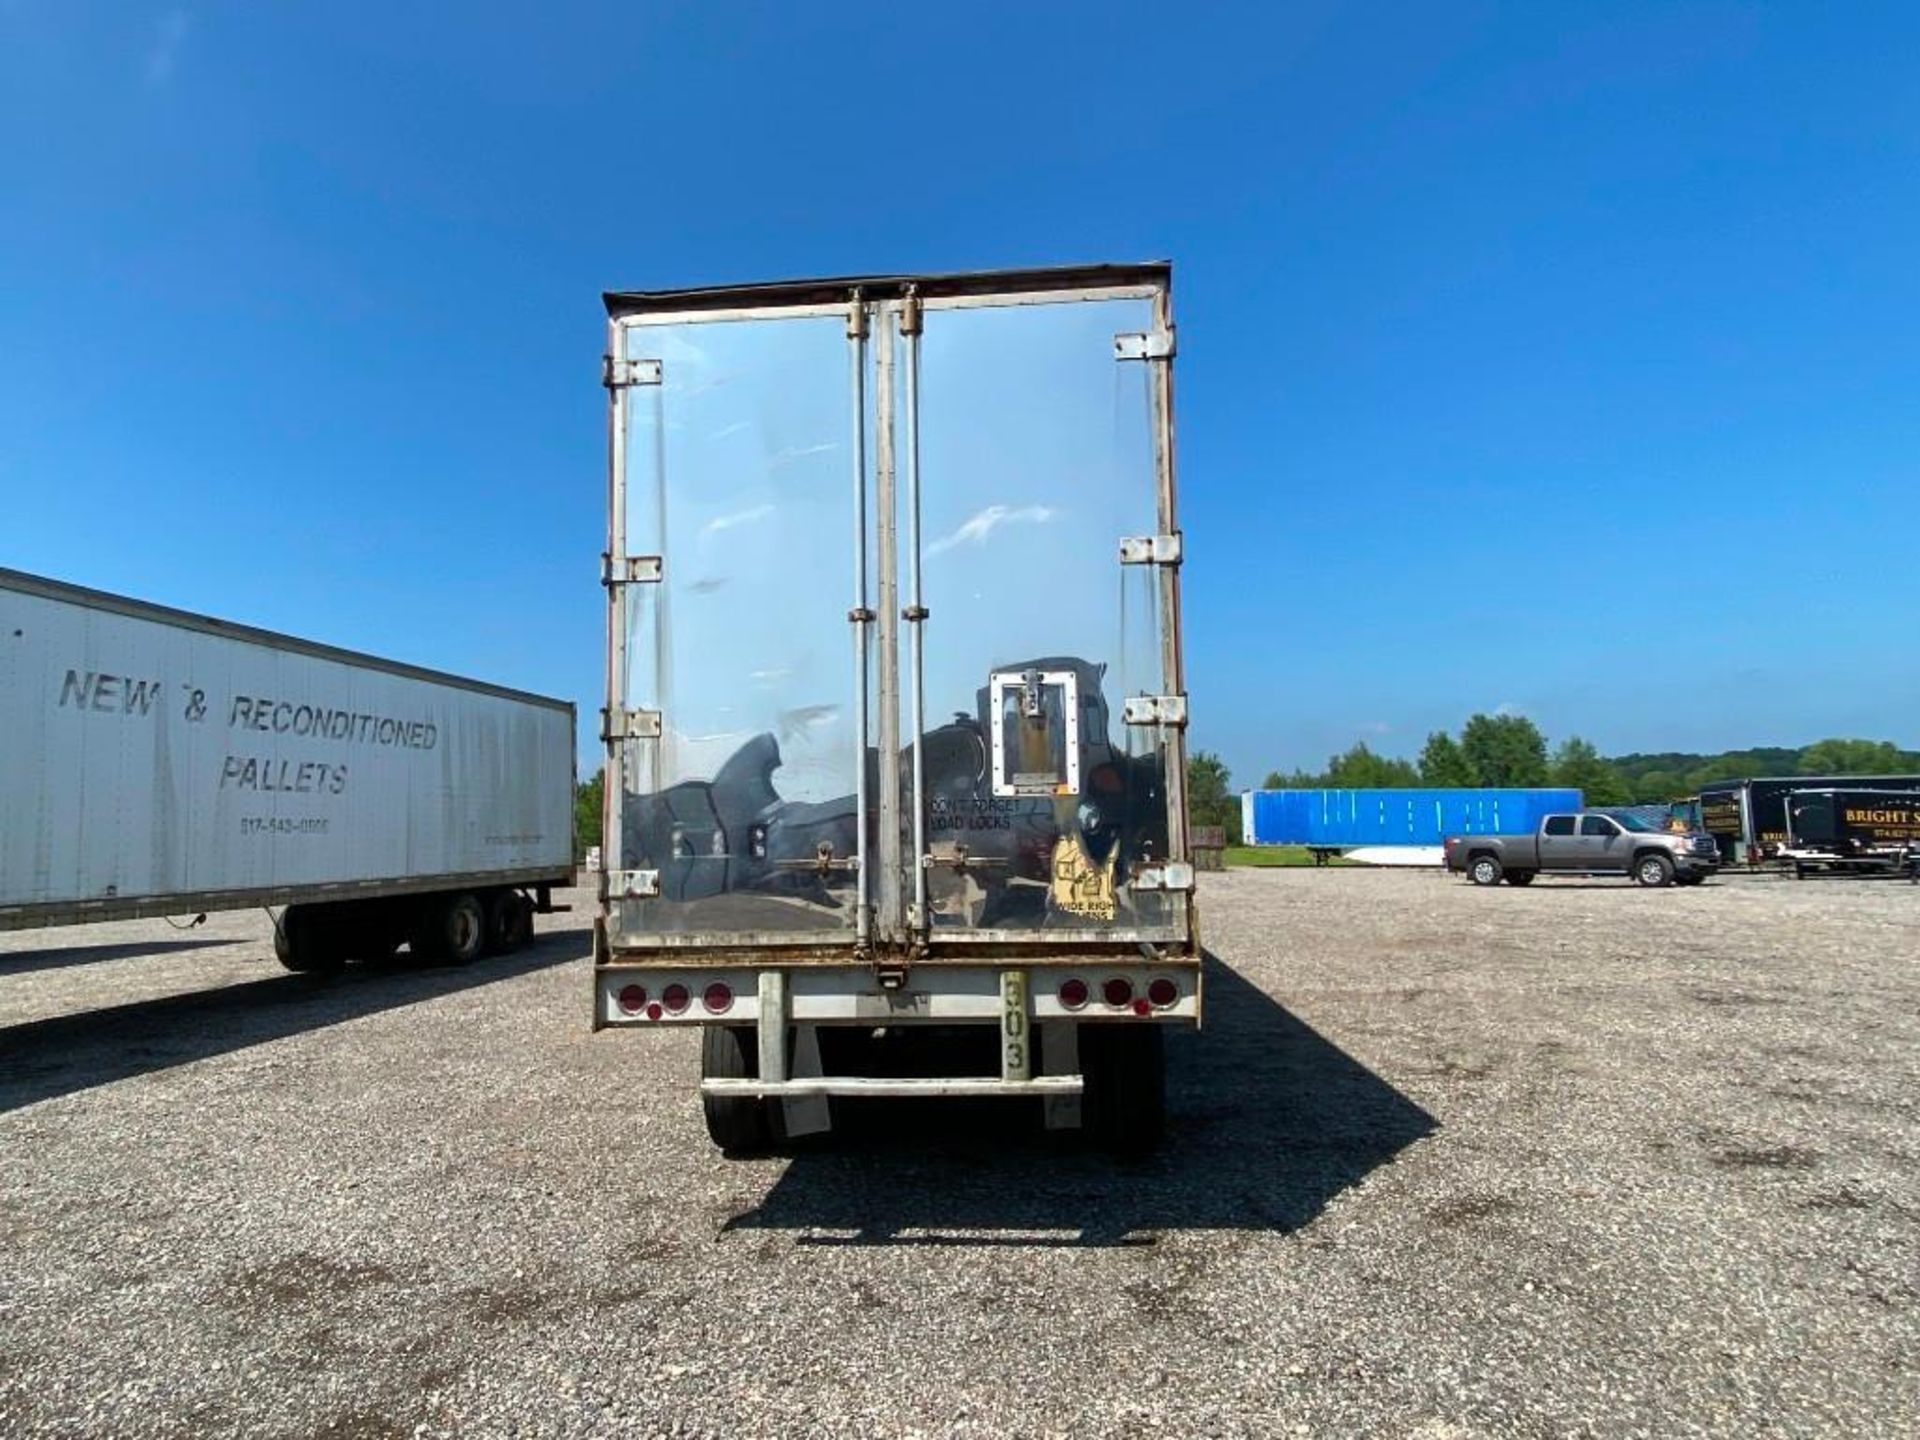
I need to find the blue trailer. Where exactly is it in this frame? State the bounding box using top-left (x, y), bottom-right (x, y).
top-left (1240, 787), bottom-right (1584, 862)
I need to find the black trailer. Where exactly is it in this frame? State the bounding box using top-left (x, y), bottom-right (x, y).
top-left (1782, 789), bottom-right (1920, 877)
top-left (1697, 774), bottom-right (1920, 866)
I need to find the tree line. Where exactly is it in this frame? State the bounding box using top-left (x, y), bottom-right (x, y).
top-left (1186, 719), bottom-right (1919, 845)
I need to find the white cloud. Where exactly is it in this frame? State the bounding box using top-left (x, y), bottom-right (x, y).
top-left (144, 9), bottom-right (190, 86)
top-left (1364, 721), bottom-right (1393, 735)
top-left (701, 503), bottom-right (773, 537)
top-left (927, 504), bottom-right (1057, 557)
top-left (767, 441), bottom-right (838, 471)
top-left (1494, 701), bottom-right (1527, 718)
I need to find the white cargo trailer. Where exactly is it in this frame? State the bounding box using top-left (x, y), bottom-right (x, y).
top-left (591, 264), bottom-right (1200, 1152)
top-left (1, 568), bottom-right (576, 970)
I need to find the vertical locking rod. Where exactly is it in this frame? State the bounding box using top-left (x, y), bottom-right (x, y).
top-left (901, 290), bottom-right (929, 935)
top-left (847, 296), bottom-right (872, 950)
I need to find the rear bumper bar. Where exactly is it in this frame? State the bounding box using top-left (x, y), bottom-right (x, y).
top-left (593, 960), bottom-right (1202, 1029)
top-left (701, 1076), bottom-right (1084, 1099)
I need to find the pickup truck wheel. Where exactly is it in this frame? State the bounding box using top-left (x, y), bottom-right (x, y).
top-left (1468, 855), bottom-right (1503, 886)
top-left (1633, 853), bottom-right (1675, 888)
top-left (1081, 1024), bottom-right (1166, 1155)
top-left (701, 1025), bottom-right (778, 1155)
top-left (1503, 870), bottom-right (1536, 886)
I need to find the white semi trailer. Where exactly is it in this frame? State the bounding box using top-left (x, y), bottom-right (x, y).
top-left (0, 569), bottom-right (576, 970)
top-left (590, 264), bottom-right (1200, 1152)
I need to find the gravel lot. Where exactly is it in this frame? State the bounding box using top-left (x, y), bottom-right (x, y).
top-left (2, 869), bottom-right (1915, 1438)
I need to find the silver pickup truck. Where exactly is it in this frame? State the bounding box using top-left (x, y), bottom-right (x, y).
top-left (1444, 810), bottom-right (1721, 887)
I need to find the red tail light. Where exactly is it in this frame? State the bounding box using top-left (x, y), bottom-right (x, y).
top-left (1058, 978), bottom-right (1090, 1010)
top-left (1147, 977), bottom-right (1178, 1008)
top-left (661, 983), bottom-right (691, 1014)
top-left (1102, 977), bottom-right (1133, 1008)
top-left (702, 982), bottom-right (734, 1014)
top-left (616, 984), bottom-right (648, 1015)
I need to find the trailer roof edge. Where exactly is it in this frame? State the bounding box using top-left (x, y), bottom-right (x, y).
top-left (0, 567), bottom-right (575, 715)
top-left (603, 261), bottom-right (1172, 317)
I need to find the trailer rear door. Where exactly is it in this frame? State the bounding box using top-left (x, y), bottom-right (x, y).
top-left (603, 269), bottom-right (1191, 958)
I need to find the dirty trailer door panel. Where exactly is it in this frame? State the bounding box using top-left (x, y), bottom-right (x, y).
top-left (600, 268), bottom-right (1192, 959)
top-left (595, 267), bottom-right (1197, 1148)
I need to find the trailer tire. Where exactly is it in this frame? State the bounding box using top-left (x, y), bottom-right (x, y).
top-left (344, 912), bottom-right (406, 963)
top-left (701, 1025), bottom-right (778, 1155)
top-left (1503, 870), bottom-right (1536, 886)
top-left (485, 890), bottom-right (535, 954)
top-left (1081, 1023), bottom-right (1165, 1155)
top-left (413, 892), bottom-right (487, 964)
top-left (274, 904), bottom-right (346, 975)
top-left (1633, 852), bottom-right (1675, 888)
top-left (1468, 854), bottom-right (1503, 887)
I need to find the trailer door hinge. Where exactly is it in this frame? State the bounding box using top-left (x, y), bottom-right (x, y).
top-left (601, 706), bottom-right (662, 741)
top-left (603, 356), bottom-right (663, 388)
top-left (1114, 329), bottom-right (1175, 361)
top-left (1118, 533), bottom-right (1183, 566)
top-left (1130, 862), bottom-right (1196, 893)
top-left (1122, 694), bottom-right (1188, 727)
top-left (606, 870), bottom-right (660, 900)
top-left (601, 553), bottom-right (663, 586)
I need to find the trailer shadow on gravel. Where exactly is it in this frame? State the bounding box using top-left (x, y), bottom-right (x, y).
top-left (725, 952), bottom-right (1438, 1246)
top-left (0, 936), bottom-right (244, 977)
top-left (0, 930), bottom-right (587, 1115)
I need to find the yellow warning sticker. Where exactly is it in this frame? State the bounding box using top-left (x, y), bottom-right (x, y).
top-left (1050, 834), bottom-right (1116, 922)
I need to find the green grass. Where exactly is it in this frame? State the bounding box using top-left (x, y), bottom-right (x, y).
top-left (1222, 845), bottom-right (1355, 868)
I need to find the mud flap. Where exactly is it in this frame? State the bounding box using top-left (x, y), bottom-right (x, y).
top-left (780, 1023), bottom-right (833, 1137)
top-left (1041, 1020), bottom-right (1083, 1130)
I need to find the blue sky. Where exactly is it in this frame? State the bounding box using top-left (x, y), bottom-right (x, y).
top-left (3, 2), bottom-right (1916, 790)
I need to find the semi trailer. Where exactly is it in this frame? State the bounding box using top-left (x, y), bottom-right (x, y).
top-left (0, 568), bottom-right (576, 970)
top-left (1781, 788), bottom-right (1920, 877)
top-left (1697, 774), bottom-right (1920, 866)
top-left (1241, 786), bottom-right (1582, 863)
top-left (590, 264), bottom-right (1199, 1153)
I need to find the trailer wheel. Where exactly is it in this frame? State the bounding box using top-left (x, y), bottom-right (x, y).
top-left (701, 1025), bottom-right (778, 1155)
top-left (485, 891), bottom-right (535, 954)
top-left (345, 914), bottom-right (406, 963)
top-left (414, 892), bottom-right (487, 964)
top-left (274, 904), bottom-right (346, 975)
top-left (1468, 855), bottom-right (1503, 886)
top-left (1081, 1024), bottom-right (1165, 1155)
top-left (1633, 853), bottom-right (1675, 888)
top-left (1503, 870), bottom-right (1536, 886)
